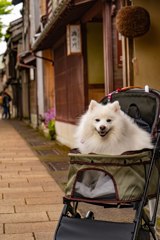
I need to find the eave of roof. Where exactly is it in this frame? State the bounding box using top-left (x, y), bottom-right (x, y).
top-left (32, 0), bottom-right (96, 52)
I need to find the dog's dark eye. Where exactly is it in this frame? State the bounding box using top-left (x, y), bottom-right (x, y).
top-left (106, 119), bottom-right (111, 123)
top-left (95, 119), bottom-right (100, 122)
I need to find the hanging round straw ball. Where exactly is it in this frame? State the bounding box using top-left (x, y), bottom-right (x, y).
top-left (116, 6), bottom-right (150, 38)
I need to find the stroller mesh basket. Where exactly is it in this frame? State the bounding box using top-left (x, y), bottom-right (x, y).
top-left (65, 150), bottom-right (159, 204)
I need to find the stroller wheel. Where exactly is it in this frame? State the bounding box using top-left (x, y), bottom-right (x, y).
top-left (85, 211), bottom-right (94, 220)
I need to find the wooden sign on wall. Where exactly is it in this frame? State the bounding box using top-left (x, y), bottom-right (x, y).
top-left (66, 24), bottom-right (82, 55)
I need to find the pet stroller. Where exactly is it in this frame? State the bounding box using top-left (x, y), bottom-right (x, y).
top-left (54, 86), bottom-right (160, 240)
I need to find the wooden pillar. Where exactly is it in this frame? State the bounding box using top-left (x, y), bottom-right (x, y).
top-left (40, 0), bottom-right (46, 16)
top-left (102, 1), bottom-right (113, 95)
top-left (121, 0), bottom-right (134, 87)
top-left (127, 38), bottom-right (134, 86)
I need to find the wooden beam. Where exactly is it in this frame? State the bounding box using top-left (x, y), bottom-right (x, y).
top-left (102, 1), bottom-right (113, 94)
top-left (81, 1), bottom-right (102, 23)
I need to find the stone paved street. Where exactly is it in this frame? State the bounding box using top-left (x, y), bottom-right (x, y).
top-left (0, 119), bottom-right (64, 240)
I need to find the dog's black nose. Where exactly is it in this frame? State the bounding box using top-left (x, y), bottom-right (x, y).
top-left (100, 125), bottom-right (106, 131)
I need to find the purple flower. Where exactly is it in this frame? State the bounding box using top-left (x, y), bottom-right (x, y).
top-left (44, 108), bottom-right (56, 127)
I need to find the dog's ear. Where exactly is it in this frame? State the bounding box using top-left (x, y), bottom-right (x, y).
top-left (111, 101), bottom-right (121, 112)
top-left (88, 100), bottom-right (98, 111)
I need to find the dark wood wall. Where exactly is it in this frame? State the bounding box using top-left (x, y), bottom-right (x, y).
top-left (54, 37), bottom-right (85, 124)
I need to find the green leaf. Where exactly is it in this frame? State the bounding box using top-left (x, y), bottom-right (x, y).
top-left (48, 120), bottom-right (55, 131)
top-left (0, 0), bottom-right (13, 40)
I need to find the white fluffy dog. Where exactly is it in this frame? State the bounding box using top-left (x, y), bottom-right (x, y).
top-left (75, 100), bottom-right (153, 155)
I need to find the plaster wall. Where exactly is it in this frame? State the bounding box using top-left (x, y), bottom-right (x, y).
top-left (55, 121), bottom-right (76, 149)
top-left (87, 23), bottom-right (104, 84)
top-left (36, 51), bottom-right (45, 117)
top-left (133, 1), bottom-right (160, 90)
top-left (22, 71), bottom-right (29, 118)
top-left (30, 113), bottom-right (38, 129)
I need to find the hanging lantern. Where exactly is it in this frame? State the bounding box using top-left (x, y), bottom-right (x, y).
top-left (116, 6), bottom-right (150, 38)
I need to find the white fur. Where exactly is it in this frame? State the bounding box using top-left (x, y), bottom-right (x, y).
top-left (75, 100), bottom-right (153, 155)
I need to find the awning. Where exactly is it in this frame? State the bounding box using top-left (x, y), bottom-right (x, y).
top-left (19, 50), bottom-right (35, 64)
top-left (17, 50), bottom-right (36, 69)
top-left (16, 63), bottom-right (36, 69)
top-left (32, 0), bottom-right (96, 52)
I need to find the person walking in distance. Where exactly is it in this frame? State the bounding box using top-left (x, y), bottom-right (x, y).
top-left (2, 91), bottom-right (12, 119)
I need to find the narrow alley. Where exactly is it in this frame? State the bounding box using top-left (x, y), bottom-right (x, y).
top-left (0, 1), bottom-right (160, 239)
top-left (0, 119), bottom-right (67, 240)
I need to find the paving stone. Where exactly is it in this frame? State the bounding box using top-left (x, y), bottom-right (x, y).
top-left (1, 178), bottom-right (28, 183)
top-left (27, 177), bottom-right (54, 183)
top-left (9, 182), bottom-right (45, 188)
top-left (0, 164), bottom-right (5, 169)
top-left (19, 171), bottom-right (50, 176)
top-left (0, 212), bottom-right (49, 224)
top-left (0, 224), bottom-right (3, 234)
top-left (30, 166), bottom-right (47, 171)
top-left (0, 186), bottom-right (43, 193)
top-left (4, 191), bottom-right (56, 200)
top-left (47, 209), bottom-right (63, 221)
top-left (0, 168), bottom-right (31, 172)
top-left (42, 184), bottom-right (63, 192)
top-left (0, 173), bottom-right (20, 178)
top-left (0, 158), bottom-right (12, 162)
top-left (34, 232), bottom-right (54, 240)
top-left (0, 206), bottom-right (14, 214)
top-left (0, 149), bottom-right (33, 154)
top-left (8, 180), bottom-right (61, 189)
top-left (15, 204), bottom-right (63, 214)
top-left (0, 153), bottom-right (34, 157)
top-left (0, 182), bottom-right (8, 188)
top-left (12, 157), bottom-right (40, 162)
top-left (0, 233), bottom-right (34, 240)
top-left (26, 196), bottom-right (63, 205)
top-left (5, 221), bottom-right (57, 234)
top-left (0, 199), bottom-right (25, 205)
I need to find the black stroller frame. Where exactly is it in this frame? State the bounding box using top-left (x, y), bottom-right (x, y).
top-left (54, 87), bottom-right (160, 240)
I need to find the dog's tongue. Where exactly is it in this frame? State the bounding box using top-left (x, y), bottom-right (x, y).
top-left (99, 131), bottom-right (107, 137)
top-left (98, 128), bottom-right (111, 137)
